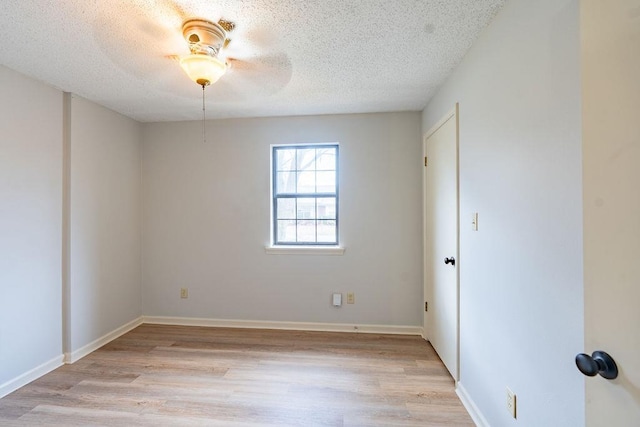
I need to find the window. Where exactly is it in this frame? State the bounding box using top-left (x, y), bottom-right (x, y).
top-left (272, 144), bottom-right (338, 245)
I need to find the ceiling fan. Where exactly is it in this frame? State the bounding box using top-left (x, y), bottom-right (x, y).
top-left (177, 17), bottom-right (235, 88)
top-left (174, 17), bottom-right (234, 141)
top-left (162, 9), bottom-right (293, 101)
top-left (93, 1), bottom-right (293, 104)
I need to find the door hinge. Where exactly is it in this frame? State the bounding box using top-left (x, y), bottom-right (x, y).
top-left (424, 156), bottom-right (428, 167)
top-left (425, 301), bottom-right (428, 312)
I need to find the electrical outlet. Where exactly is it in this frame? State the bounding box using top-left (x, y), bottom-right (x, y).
top-left (180, 288), bottom-right (188, 299)
top-left (347, 292), bottom-right (355, 304)
top-left (506, 387), bottom-right (516, 419)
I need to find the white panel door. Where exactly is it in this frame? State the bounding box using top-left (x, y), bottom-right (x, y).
top-left (582, 0), bottom-right (640, 424)
top-left (424, 104), bottom-right (459, 380)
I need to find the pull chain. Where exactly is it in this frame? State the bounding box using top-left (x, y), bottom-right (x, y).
top-left (201, 84), bottom-right (206, 143)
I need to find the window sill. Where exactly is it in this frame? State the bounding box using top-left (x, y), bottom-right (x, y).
top-left (264, 245), bottom-right (345, 255)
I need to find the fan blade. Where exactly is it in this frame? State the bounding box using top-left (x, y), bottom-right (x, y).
top-left (212, 53), bottom-right (293, 100)
top-left (93, 0), bottom-right (188, 82)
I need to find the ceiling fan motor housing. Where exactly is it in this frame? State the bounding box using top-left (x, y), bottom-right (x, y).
top-left (182, 19), bottom-right (227, 56)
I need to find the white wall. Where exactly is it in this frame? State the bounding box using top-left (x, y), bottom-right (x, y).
top-left (0, 66), bottom-right (63, 391)
top-left (422, 0), bottom-right (583, 425)
top-left (0, 67), bottom-right (143, 394)
top-left (69, 96), bottom-right (142, 353)
top-left (142, 112), bottom-right (423, 326)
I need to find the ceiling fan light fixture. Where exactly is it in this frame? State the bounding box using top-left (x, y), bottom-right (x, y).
top-left (177, 18), bottom-right (235, 144)
top-left (179, 54), bottom-right (226, 87)
top-left (179, 18), bottom-right (233, 88)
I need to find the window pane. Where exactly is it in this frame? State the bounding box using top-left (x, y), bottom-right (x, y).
top-left (297, 171), bottom-right (315, 193)
top-left (317, 220), bottom-right (336, 243)
top-left (317, 198), bottom-right (336, 219)
top-left (276, 198), bottom-right (296, 219)
top-left (297, 198), bottom-right (316, 219)
top-left (277, 220), bottom-right (296, 242)
top-left (297, 220), bottom-right (316, 242)
top-left (276, 149), bottom-right (295, 171)
top-left (316, 171), bottom-right (336, 193)
top-left (276, 171), bottom-right (296, 194)
top-left (316, 148), bottom-right (336, 171)
top-left (272, 144), bottom-right (338, 246)
top-left (297, 149), bottom-right (316, 171)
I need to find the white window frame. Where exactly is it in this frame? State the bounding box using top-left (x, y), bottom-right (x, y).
top-left (266, 143), bottom-right (344, 255)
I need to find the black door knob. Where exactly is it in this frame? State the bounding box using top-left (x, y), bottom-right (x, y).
top-left (444, 257), bottom-right (455, 266)
top-left (575, 351), bottom-right (618, 380)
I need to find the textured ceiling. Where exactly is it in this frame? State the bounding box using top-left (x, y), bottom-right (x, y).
top-left (0, 0), bottom-right (506, 122)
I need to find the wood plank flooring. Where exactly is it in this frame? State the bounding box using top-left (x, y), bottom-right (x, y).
top-left (0, 324), bottom-right (473, 426)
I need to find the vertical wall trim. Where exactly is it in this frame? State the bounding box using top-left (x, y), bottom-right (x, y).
top-left (61, 92), bottom-right (72, 360)
top-left (139, 126), bottom-right (144, 316)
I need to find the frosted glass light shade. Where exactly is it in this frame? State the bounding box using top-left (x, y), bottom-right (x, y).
top-left (179, 54), bottom-right (226, 86)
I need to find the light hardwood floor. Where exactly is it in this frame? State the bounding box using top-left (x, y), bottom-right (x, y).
top-left (0, 324), bottom-right (473, 426)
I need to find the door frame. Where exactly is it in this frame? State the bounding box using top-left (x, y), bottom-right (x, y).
top-left (422, 103), bottom-right (460, 380)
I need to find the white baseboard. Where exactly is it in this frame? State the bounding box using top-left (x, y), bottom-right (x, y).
top-left (456, 381), bottom-right (489, 427)
top-left (143, 316), bottom-right (423, 336)
top-left (64, 316), bottom-right (144, 364)
top-left (0, 354), bottom-right (64, 399)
